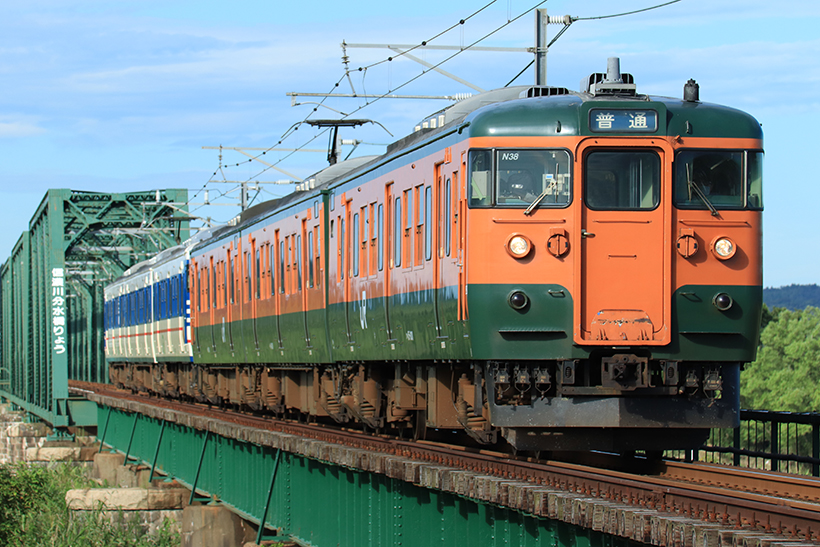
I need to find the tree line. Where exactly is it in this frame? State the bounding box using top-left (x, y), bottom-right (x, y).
top-left (740, 305), bottom-right (820, 412)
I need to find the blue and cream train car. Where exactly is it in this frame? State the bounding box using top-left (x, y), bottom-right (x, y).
top-left (104, 239), bottom-right (196, 394)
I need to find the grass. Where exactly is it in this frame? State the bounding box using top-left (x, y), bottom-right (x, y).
top-left (0, 462), bottom-right (180, 547)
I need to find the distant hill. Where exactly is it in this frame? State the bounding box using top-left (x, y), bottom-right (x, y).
top-left (763, 284), bottom-right (820, 310)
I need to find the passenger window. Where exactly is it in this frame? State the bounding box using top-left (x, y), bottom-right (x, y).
top-left (339, 218), bottom-right (345, 281)
top-left (296, 234), bottom-right (302, 291)
top-left (279, 242), bottom-right (285, 294)
top-left (394, 197), bottom-right (402, 268)
top-left (404, 190), bottom-right (413, 268)
top-left (313, 227), bottom-right (321, 287)
top-left (246, 252), bottom-right (252, 302)
top-left (353, 213), bottom-right (360, 277)
top-left (445, 178), bottom-right (451, 257)
top-left (270, 244), bottom-right (276, 296)
top-left (377, 204), bottom-right (384, 271)
top-left (424, 186), bottom-right (432, 261)
top-left (308, 232), bottom-right (315, 288)
top-left (361, 206), bottom-right (368, 276)
top-left (469, 150), bottom-right (492, 206)
top-left (255, 249), bottom-right (261, 299)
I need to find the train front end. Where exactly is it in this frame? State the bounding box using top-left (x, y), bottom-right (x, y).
top-left (464, 65), bottom-right (763, 451)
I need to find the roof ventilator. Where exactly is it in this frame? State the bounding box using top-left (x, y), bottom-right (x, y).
top-left (521, 86), bottom-right (571, 98)
top-left (582, 57), bottom-right (636, 96)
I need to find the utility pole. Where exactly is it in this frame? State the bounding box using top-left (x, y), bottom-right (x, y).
top-left (535, 9), bottom-right (549, 86)
top-left (533, 10), bottom-right (575, 87)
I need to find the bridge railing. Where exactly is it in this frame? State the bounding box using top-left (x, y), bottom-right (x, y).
top-left (670, 410), bottom-right (820, 476)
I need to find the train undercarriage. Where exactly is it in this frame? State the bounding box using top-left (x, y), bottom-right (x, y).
top-left (109, 356), bottom-right (738, 452)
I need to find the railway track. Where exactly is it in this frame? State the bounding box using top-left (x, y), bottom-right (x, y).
top-left (70, 381), bottom-right (820, 542)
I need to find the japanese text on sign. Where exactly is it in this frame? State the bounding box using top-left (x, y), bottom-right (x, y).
top-left (589, 109), bottom-right (658, 133)
top-left (52, 268), bottom-right (66, 355)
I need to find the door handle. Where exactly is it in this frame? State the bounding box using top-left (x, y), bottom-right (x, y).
top-left (581, 229), bottom-right (595, 238)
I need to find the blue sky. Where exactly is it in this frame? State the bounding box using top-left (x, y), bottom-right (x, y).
top-left (1, 0), bottom-right (817, 287)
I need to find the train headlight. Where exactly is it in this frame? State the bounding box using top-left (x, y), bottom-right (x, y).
top-left (506, 234), bottom-right (532, 258)
top-left (713, 292), bottom-right (733, 311)
top-left (508, 291), bottom-right (529, 310)
top-left (711, 237), bottom-right (736, 260)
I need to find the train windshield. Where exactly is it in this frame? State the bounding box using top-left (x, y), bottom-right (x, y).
top-left (584, 150), bottom-right (660, 210)
top-left (674, 150), bottom-right (763, 210)
top-left (469, 149), bottom-right (571, 208)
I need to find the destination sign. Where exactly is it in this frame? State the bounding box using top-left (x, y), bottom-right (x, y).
top-left (589, 109), bottom-right (658, 133)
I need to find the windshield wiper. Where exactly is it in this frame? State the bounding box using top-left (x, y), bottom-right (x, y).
top-left (524, 179), bottom-right (557, 216)
top-left (686, 163), bottom-right (719, 216)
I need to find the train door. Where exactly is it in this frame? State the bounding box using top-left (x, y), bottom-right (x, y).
top-left (208, 255), bottom-right (221, 358)
top-left (242, 235), bottom-right (260, 357)
top-left (458, 153), bottom-right (469, 322)
top-left (435, 164), bottom-right (458, 339)
top-left (254, 243), bottom-right (261, 351)
top-left (305, 205), bottom-right (324, 353)
top-left (228, 239), bottom-right (241, 355)
top-left (273, 231), bottom-right (283, 349)
top-left (143, 278), bottom-right (151, 358)
top-left (576, 139), bottom-right (671, 345)
top-left (342, 197), bottom-right (353, 343)
top-left (384, 182), bottom-right (394, 340)
top-left (299, 219), bottom-right (310, 347)
top-left (436, 165), bottom-right (460, 339)
top-left (347, 200), bottom-right (365, 344)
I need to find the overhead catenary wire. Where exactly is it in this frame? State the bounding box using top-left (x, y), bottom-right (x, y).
top-left (193, 0), bottom-right (681, 221)
top-left (504, 0), bottom-right (683, 86)
top-left (575, 0), bottom-right (681, 21)
top-left (194, 0), bottom-right (504, 206)
top-left (197, 0), bottom-right (549, 212)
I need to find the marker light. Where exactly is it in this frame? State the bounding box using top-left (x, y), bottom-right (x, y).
top-left (506, 234), bottom-right (532, 258)
top-left (711, 237), bottom-right (736, 260)
top-left (508, 291), bottom-right (529, 310)
top-left (713, 293), bottom-right (733, 311)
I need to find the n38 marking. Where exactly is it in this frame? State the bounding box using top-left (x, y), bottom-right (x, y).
top-left (501, 152), bottom-right (519, 161)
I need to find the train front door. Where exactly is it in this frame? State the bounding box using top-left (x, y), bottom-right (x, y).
top-left (576, 140), bottom-right (671, 346)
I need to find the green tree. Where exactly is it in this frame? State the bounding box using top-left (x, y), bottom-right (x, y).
top-left (741, 306), bottom-right (820, 411)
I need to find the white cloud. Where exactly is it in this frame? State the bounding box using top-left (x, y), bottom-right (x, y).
top-left (0, 119), bottom-right (46, 138)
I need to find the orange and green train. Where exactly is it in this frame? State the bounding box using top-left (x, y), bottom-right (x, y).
top-left (105, 60), bottom-right (763, 452)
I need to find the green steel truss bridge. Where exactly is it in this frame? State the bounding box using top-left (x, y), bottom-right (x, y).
top-left (0, 188), bottom-right (189, 427)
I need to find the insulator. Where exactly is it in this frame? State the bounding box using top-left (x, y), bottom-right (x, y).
top-left (548, 15), bottom-right (572, 24)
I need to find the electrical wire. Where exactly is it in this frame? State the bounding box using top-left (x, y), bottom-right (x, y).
top-left (575, 0), bottom-right (681, 21)
top-left (202, 1), bottom-right (548, 201)
top-left (196, 0), bottom-right (503, 198)
top-left (504, 0), bottom-right (682, 86)
top-left (195, 0), bottom-right (684, 223)
top-left (197, 0), bottom-right (683, 216)
top-left (354, 0), bottom-right (499, 72)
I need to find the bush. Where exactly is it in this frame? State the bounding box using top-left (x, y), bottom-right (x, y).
top-left (0, 462), bottom-right (179, 547)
